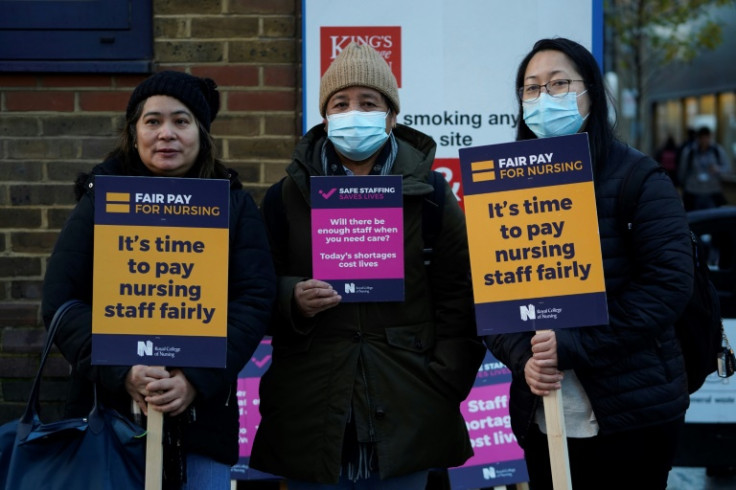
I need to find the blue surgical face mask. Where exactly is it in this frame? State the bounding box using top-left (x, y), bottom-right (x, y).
top-left (522, 91), bottom-right (588, 139)
top-left (326, 110), bottom-right (390, 161)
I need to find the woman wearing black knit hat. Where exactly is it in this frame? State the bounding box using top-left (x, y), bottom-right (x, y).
top-left (41, 71), bottom-right (277, 489)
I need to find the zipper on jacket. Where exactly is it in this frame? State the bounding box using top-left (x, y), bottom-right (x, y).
top-left (355, 331), bottom-right (378, 441)
top-left (358, 356), bottom-right (377, 440)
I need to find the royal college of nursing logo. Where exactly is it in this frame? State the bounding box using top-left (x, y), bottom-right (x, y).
top-left (320, 26), bottom-right (402, 86)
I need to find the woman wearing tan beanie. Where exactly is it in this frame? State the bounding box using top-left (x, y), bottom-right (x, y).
top-left (251, 42), bottom-right (485, 489)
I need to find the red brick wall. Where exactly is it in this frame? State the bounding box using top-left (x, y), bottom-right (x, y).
top-left (0, 0), bottom-right (302, 423)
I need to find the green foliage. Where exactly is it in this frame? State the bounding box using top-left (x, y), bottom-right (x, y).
top-left (605, 0), bottom-right (731, 68)
top-left (604, 0), bottom-right (734, 147)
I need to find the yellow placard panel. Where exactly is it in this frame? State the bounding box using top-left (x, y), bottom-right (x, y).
top-left (92, 224), bottom-right (229, 337)
top-left (464, 182), bottom-right (605, 304)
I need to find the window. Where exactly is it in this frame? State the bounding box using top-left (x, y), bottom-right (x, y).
top-left (0, 0), bottom-right (152, 73)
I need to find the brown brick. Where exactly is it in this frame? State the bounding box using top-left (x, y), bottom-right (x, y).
top-left (229, 137), bottom-right (294, 160)
top-left (48, 209), bottom-right (73, 229)
top-left (0, 356), bottom-right (40, 378)
top-left (264, 161), bottom-right (289, 183)
top-left (42, 75), bottom-right (115, 88)
top-left (42, 115), bottom-right (117, 137)
top-left (80, 137), bottom-right (118, 160)
top-left (0, 162), bottom-right (44, 181)
top-left (0, 74), bottom-right (39, 88)
top-left (1, 381), bottom-right (33, 403)
top-left (153, 0), bottom-right (221, 15)
top-left (230, 0), bottom-right (295, 15)
top-left (0, 303), bottom-right (39, 327)
top-left (263, 16), bottom-right (295, 38)
top-left (154, 18), bottom-right (189, 39)
top-left (40, 356), bottom-right (73, 378)
top-left (2, 326), bottom-right (45, 353)
top-left (149, 64), bottom-right (190, 74)
top-left (229, 90), bottom-right (296, 111)
top-left (212, 114), bottom-right (260, 137)
top-left (12, 232), bottom-right (59, 254)
top-left (10, 184), bottom-right (77, 206)
top-left (79, 91), bottom-right (131, 112)
top-left (4, 378), bottom-right (70, 403)
top-left (114, 74), bottom-right (150, 89)
top-left (264, 65), bottom-right (297, 88)
top-left (191, 17), bottom-right (258, 38)
top-left (227, 162), bottom-right (262, 184)
top-left (10, 280), bottom-right (44, 301)
top-left (46, 161), bottom-right (96, 182)
top-left (112, 114), bottom-right (126, 131)
top-left (5, 91), bottom-right (75, 112)
top-left (6, 139), bottom-right (78, 160)
top-left (193, 65), bottom-right (259, 87)
top-left (79, 135), bottom-right (118, 159)
top-left (230, 40), bottom-right (296, 63)
top-left (0, 116), bottom-right (40, 137)
top-left (155, 41), bottom-right (225, 63)
top-left (0, 209), bottom-right (42, 228)
top-left (212, 137), bottom-right (224, 156)
top-left (265, 115), bottom-right (297, 136)
top-left (0, 401), bottom-right (28, 425)
top-left (38, 380), bottom-right (72, 404)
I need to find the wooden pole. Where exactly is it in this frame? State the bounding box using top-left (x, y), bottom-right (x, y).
top-left (543, 388), bottom-right (572, 489)
top-left (145, 405), bottom-right (164, 490)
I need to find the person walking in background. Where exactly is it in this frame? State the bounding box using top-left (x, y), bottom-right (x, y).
top-left (41, 71), bottom-right (277, 490)
top-left (677, 125), bottom-right (732, 210)
top-left (250, 42), bottom-right (486, 489)
top-left (675, 127), bottom-right (697, 186)
top-left (655, 135), bottom-right (679, 185)
top-left (485, 38), bottom-right (693, 490)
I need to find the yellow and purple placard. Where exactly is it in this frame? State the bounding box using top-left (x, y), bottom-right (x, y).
top-left (91, 175), bottom-right (229, 368)
top-left (459, 133), bottom-right (608, 335)
top-left (310, 175), bottom-right (404, 302)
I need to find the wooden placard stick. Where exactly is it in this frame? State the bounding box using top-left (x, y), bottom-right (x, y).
top-left (145, 407), bottom-right (163, 490)
top-left (144, 367), bottom-right (165, 490)
top-left (543, 387), bottom-right (572, 489)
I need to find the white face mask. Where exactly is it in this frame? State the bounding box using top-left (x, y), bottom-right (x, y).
top-left (522, 91), bottom-right (588, 139)
top-left (326, 110), bottom-right (390, 161)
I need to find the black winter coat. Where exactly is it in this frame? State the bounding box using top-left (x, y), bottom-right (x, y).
top-left (486, 141), bottom-right (692, 448)
top-left (41, 157), bottom-right (276, 465)
top-left (250, 124), bottom-right (486, 483)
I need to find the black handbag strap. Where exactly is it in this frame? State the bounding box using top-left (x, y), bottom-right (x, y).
top-left (20, 300), bottom-right (85, 430)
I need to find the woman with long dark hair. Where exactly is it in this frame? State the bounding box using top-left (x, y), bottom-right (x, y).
top-left (486, 38), bottom-right (693, 489)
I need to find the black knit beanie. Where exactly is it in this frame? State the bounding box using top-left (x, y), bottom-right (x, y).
top-left (126, 71), bottom-right (220, 131)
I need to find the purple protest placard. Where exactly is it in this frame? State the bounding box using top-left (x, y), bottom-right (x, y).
top-left (231, 339), bottom-right (281, 482)
top-left (310, 175), bottom-right (404, 302)
top-left (448, 351), bottom-right (529, 489)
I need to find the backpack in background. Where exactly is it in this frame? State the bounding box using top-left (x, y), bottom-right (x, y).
top-left (618, 157), bottom-right (723, 394)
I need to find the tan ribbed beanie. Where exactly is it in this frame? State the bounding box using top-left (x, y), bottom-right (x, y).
top-left (319, 42), bottom-right (400, 117)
